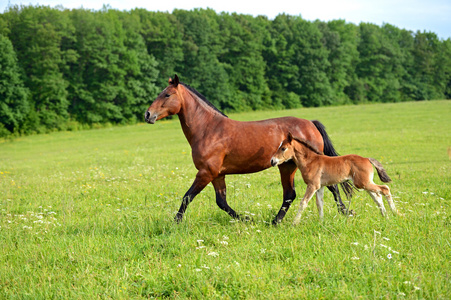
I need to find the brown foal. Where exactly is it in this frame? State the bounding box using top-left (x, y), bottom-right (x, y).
top-left (271, 133), bottom-right (400, 224)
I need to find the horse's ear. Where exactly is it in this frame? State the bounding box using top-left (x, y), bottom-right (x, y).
top-left (287, 132), bottom-right (293, 143)
top-left (173, 74), bottom-right (179, 87)
top-left (169, 74), bottom-right (180, 87)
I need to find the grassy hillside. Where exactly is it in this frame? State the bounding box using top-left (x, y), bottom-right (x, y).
top-left (1, 100), bottom-right (450, 298)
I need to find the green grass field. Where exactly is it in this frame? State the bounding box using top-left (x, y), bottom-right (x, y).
top-left (1, 100), bottom-right (450, 299)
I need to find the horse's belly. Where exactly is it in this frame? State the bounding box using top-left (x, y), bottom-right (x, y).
top-left (220, 154), bottom-right (273, 175)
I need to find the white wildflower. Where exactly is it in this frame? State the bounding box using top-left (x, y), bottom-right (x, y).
top-left (387, 253), bottom-right (392, 259)
top-left (351, 242), bottom-right (359, 245)
top-left (208, 252), bottom-right (219, 257)
top-left (351, 257), bottom-right (360, 260)
top-left (220, 241), bottom-right (228, 246)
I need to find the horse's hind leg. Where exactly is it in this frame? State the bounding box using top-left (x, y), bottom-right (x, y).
top-left (327, 184), bottom-right (348, 215)
top-left (212, 176), bottom-right (242, 220)
top-left (273, 162), bottom-right (297, 224)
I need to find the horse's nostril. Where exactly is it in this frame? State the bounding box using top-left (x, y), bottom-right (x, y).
top-left (145, 111), bottom-right (150, 120)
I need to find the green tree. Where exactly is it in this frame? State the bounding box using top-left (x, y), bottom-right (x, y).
top-left (0, 34), bottom-right (30, 136)
top-left (131, 10), bottom-right (184, 89)
top-left (173, 8), bottom-right (231, 110)
top-left (356, 23), bottom-right (404, 102)
top-left (66, 8), bottom-right (159, 124)
top-left (3, 5), bottom-right (73, 130)
top-left (264, 15), bottom-right (302, 108)
top-left (411, 31), bottom-right (449, 100)
top-left (290, 16), bottom-right (334, 107)
top-left (218, 13), bottom-right (270, 110)
top-left (318, 20), bottom-right (360, 104)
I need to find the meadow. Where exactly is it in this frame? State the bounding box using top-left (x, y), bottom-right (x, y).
top-left (0, 100), bottom-right (450, 299)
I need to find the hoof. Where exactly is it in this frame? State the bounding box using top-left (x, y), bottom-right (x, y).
top-left (347, 209), bottom-right (356, 216)
top-left (240, 215), bottom-right (252, 222)
top-left (174, 213), bottom-right (183, 223)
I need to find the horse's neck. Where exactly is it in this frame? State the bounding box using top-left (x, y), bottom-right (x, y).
top-left (177, 89), bottom-right (224, 145)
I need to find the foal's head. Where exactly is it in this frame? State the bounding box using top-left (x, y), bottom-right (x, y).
top-left (270, 133), bottom-right (296, 167)
top-left (145, 75), bottom-right (182, 124)
top-left (271, 132), bottom-right (324, 167)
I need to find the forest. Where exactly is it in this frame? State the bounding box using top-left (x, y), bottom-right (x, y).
top-left (1, 5), bottom-right (450, 137)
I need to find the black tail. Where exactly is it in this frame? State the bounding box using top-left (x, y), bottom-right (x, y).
top-left (312, 120), bottom-right (355, 199)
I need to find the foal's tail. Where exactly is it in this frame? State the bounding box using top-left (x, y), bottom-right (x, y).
top-left (311, 120), bottom-right (355, 199)
top-left (368, 158), bottom-right (392, 183)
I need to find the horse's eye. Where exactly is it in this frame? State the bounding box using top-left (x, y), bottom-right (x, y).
top-left (165, 94), bottom-right (170, 98)
top-left (281, 147), bottom-right (287, 151)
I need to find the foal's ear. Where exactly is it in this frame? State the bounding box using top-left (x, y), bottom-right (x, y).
top-left (287, 132), bottom-right (293, 143)
top-left (169, 74), bottom-right (180, 87)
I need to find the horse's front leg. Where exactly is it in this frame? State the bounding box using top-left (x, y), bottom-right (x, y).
top-left (293, 184), bottom-right (319, 225)
top-left (273, 162), bottom-right (298, 225)
top-left (175, 170), bottom-right (212, 223)
top-left (212, 176), bottom-right (242, 220)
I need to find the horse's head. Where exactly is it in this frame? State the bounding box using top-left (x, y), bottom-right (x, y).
top-left (145, 75), bottom-right (183, 124)
top-left (271, 132), bottom-right (296, 167)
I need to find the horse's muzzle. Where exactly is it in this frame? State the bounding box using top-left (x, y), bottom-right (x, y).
top-left (145, 111), bottom-right (157, 124)
top-left (270, 158), bottom-right (279, 167)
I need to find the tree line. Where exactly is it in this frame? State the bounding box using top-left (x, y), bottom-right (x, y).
top-left (1, 5), bottom-right (450, 137)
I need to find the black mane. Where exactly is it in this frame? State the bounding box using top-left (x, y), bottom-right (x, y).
top-left (293, 137), bottom-right (324, 155)
top-left (181, 82), bottom-right (228, 118)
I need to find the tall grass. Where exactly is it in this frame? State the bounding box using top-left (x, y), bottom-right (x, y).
top-left (1, 100), bottom-right (450, 299)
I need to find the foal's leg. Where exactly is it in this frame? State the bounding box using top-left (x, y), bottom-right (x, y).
top-left (212, 176), bottom-right (242, 220)
top-left (293, 184), bottom-right (319, 225)
top-left (316, 186), bottom-right (325, 220)
top-left (366, 190), bottom-right (387, 217)
top-left (273, 162), bottom-right (297, 224)
top-left (175, 170), bottom-right (212, 222)
top-left (378, 184), bottom-right (400, 216)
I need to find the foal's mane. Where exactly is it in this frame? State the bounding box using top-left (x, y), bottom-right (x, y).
top-left (180, 83), bottom-right (228, 118)
top-left (292, 136), bottom-right (324, 155)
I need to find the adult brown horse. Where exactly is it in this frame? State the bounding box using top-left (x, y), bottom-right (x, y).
top-left (145, 75), bottom-right (351, 224)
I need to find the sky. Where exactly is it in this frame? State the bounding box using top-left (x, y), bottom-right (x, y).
top-left (1, 0), bottom-right (450, 40)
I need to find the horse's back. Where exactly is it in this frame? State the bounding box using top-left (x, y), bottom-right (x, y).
top-left (236, 117), bottom-right (321, 145)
